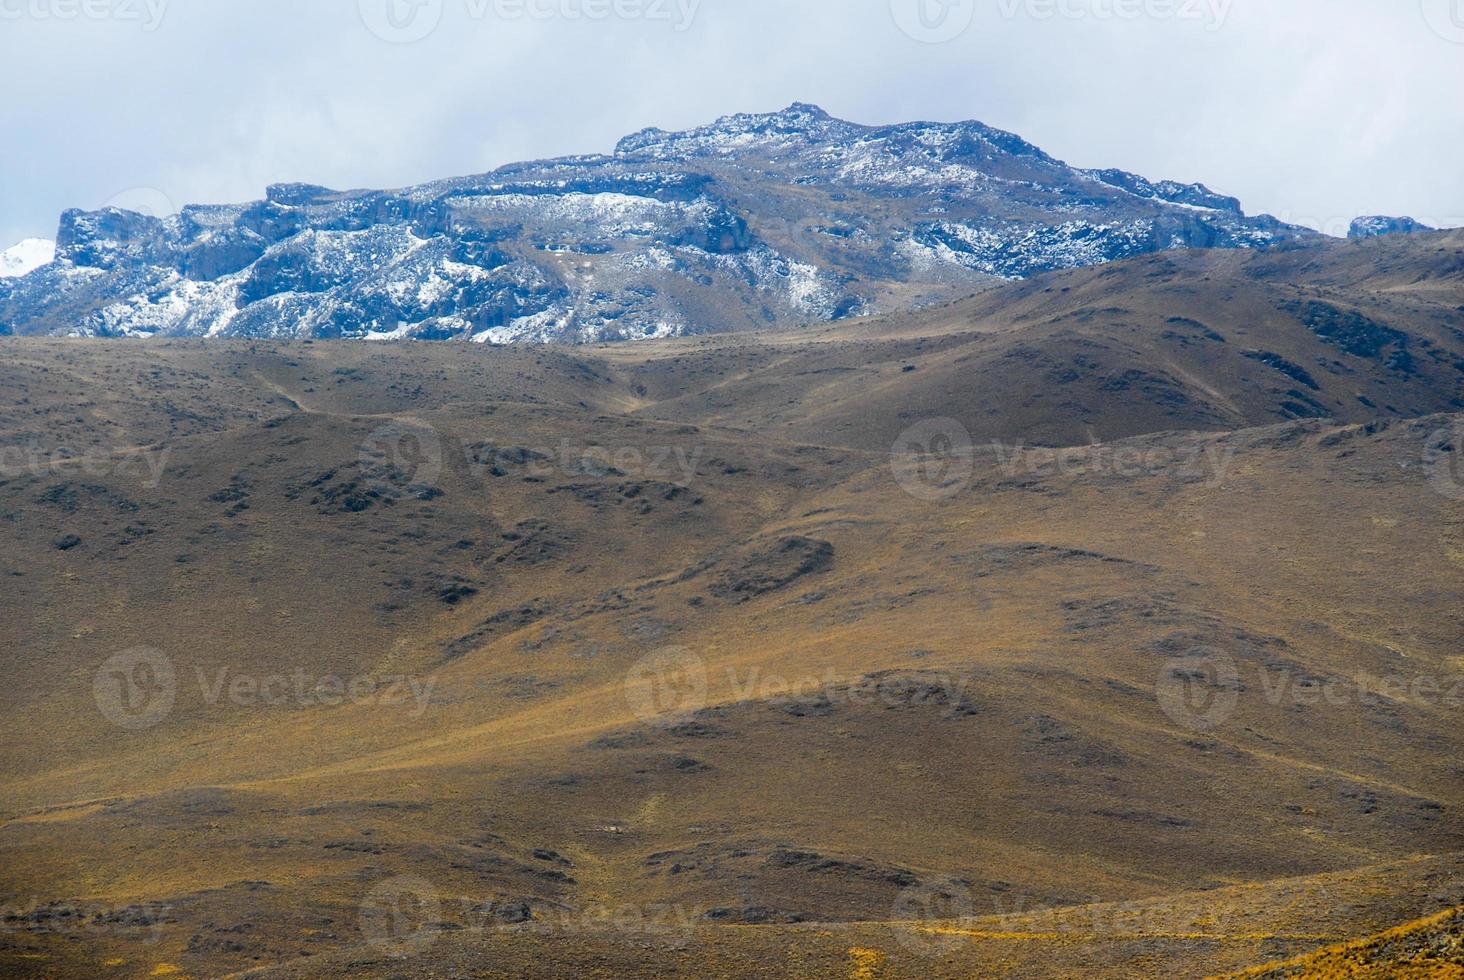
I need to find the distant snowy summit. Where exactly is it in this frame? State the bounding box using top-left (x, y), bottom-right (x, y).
top-left (1348, 216), bottom-right (1437, 240)
top-left (2, 104), bottom-right (1315, 342)
top-left (0, 239), bottom-right (56, 279)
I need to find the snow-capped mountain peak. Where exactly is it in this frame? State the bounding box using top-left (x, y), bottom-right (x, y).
top-left (0, 239), bottom-right (56, 279)
top-left (0, 104), bottom-right (1313, 342)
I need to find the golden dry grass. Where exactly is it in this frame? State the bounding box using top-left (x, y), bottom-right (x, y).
top-left (2, 233), bottom-right (1462, 978)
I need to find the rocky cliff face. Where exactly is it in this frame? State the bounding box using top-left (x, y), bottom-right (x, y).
top-left (1348, 215), bottom-right (1438, 240)
top-left (0, 103), bottom-right (1312, 342)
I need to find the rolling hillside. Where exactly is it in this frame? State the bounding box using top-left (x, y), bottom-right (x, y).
top-left (0, 232), bottom-right (1461, 978)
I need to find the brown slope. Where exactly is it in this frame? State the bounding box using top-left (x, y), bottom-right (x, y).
top-left (611, 232), bottom-right (1464, 450)
top-left (1, 236), bottom-right (1462, 979)
top-left (2, 377), bottom-right (1462, 978)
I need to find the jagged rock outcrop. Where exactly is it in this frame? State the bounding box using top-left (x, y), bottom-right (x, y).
top-left (0, 103), bottom-right (1313, 342)
top-left (1349, 216), bottom-right (1437, 240)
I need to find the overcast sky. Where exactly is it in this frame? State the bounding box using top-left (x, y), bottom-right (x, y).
top-left (2, 0), bottom-right (1462, 248)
